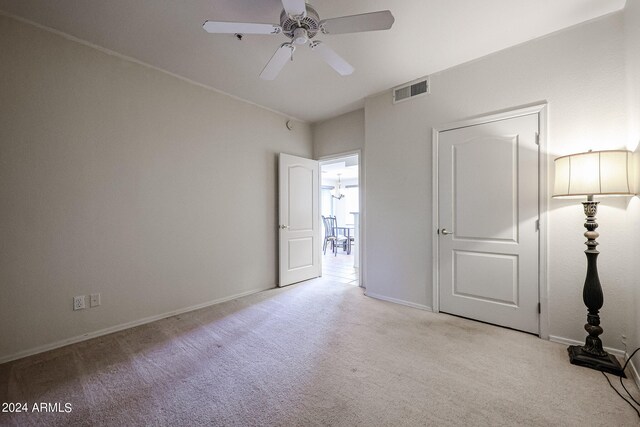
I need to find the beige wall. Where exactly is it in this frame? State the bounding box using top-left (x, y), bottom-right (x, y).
top-left (0, 15), bottom-right (312, 362)
top-left (624, 0), bottom-right (640, 375)
top-left (312, 109), bottom-right (364, 159)
top-left (365, 12), bottom-right (635, 349)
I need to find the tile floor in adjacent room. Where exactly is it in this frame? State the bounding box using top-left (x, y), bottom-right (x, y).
top-left (321, 244), bottom-right (359, 286)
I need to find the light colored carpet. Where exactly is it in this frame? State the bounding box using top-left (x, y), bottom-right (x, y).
top-left (1, 277), bottom-right (639, 426)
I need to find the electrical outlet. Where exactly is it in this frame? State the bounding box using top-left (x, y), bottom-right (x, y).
top-left (73, 295), bottom-right (86, 311)
top-left (90, 293), bottom-right (101, 307)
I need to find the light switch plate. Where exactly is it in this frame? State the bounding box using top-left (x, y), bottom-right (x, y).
top-left (90, 293), bottom-right (101, 307)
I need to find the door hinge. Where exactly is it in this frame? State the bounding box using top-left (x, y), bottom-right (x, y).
top-left (535, 132), bottom-right (540, 145)
top-left (535, 219), bottom-right (539, 231)
top-left (538, 302), bottom-right (541, 314)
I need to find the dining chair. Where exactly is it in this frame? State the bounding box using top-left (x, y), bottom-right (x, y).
top-left (322, 215), bottom-right (347, 256)
top-left (321, 215), bottom-right (335, 255)
top-left (327, 216), bottom-right (348, 256)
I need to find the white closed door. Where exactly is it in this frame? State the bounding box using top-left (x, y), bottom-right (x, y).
top-left (279, 153), bottom-right (321, 287)
top-left (438, 113), bottom-right (539, 334)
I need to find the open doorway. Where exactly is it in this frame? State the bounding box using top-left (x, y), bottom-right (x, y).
top-left (320, 154), bottom-right (360, 286)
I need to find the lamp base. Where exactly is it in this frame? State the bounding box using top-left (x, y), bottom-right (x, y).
top-left (568, 345), bottom-right (626, 377)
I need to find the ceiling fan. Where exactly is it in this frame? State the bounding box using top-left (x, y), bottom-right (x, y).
top-left (202, 0), bottom-right (394, 80)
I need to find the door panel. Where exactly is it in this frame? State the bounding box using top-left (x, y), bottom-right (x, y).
top-left (279, 154), bottom-right (320, 286)
top-left (454, 136), bottom-right (518, 242)
top-left (438, 113), bottom-right (539, 334)
top-left (453, 251), bottom-right (518, 306)
top-left (288, 237), bottom-right (314, 270)
top-left (288, 166), bottom-right (314, 230)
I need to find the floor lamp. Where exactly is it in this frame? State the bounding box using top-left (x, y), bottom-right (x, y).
top-left (552, 150), bottom-right (636, 376)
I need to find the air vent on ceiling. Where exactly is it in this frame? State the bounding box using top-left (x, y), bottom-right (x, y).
top-left (393, 77), bottom-right (430, 104)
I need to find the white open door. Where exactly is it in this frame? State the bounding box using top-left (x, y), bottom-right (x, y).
top-left (438, 113), bottom-right (540, 334)
top-left (279, 153), bottom-right (321, 287)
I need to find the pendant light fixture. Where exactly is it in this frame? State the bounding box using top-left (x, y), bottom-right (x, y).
top-left (332, 174), bottom-right (345, 200)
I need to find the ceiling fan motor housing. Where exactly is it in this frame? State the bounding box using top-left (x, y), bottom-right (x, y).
top-left (280, 4), bottom-right (320, 41)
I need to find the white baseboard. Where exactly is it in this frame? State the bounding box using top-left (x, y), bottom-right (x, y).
top-left (548, 335), bottom-right (626, 358)
top-left (0, 287), bottom-right (269, 365)
top-left (627, 354), bottom-right (640, 389)
top-left (364, 291), bottom-right (433, 312)
top-left (537, 337), bottom-right (640, 386)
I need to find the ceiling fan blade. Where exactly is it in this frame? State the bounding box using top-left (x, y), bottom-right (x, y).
top-left (281, 0), bottom-right (306, 17)
top-left (310, 41), bottom-right (354, 76)
top-left (320, 10), bottom-right (395, 35)
top-left (203, 20), bottom-right (281, 35)
top-left (260, 44), bottom-right (295, 80)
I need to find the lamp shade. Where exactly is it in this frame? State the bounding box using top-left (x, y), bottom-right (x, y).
top-left (553, 150), bottom-right (636, 197)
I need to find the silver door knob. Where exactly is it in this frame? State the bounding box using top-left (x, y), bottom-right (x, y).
top-left (280, 225), bottom-right (289, 229)
top-left (441, 229), bottom-right (453, 235)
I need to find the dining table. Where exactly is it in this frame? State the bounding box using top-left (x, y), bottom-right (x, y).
top-left (335, 225), bottom-right (355, 254)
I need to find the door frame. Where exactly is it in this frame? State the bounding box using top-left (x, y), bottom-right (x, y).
top-left (318, 149), bottom-right (364, 287)
top-left (431, 103), bottom-right (549, 339)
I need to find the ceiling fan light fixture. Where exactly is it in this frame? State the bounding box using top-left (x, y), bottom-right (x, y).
top-left (292, 28), bottom-right (308, 45)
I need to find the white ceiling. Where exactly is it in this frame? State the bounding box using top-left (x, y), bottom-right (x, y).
top-left (321, 156), bottom-right (359, 180)
top-left (0, 0), bottom-right (626, 123)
